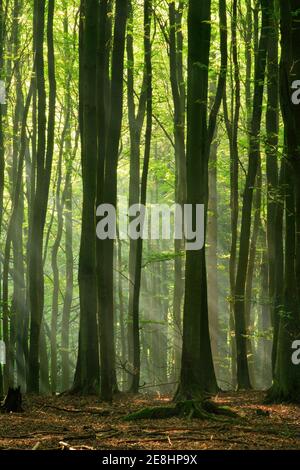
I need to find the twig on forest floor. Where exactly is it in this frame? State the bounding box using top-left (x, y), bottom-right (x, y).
top-left (62, 433), bottom-right (96, 441)
top-left (38, 404), bottom-right (110, 416)
top-left (117, 435), bottom-right (251, 447)
top-left (59, 441), bottom-right (94, 450)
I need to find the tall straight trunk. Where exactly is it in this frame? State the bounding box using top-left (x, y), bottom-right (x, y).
top-left (73, 0), bottom-right (99, 394)
top-left (94, 0), bottom-right (112, 394)
top-left (265, 0), bottom-right (280, 373)
top-left (117, 233), bottom-right (126, 389)
top-left (244, 0), bottom-right (253, 132)
top-left (2, 0), bottom-right (25, 389)
top-left (223, 0), bottom-right (240, 389)
top-left (28, 0), bottom-right (47, 393)
top-left (12, 0), bottom-right (26, 389)
top-left (50, 142), bottom-right (64, 395)
top-left (61, 5), bottom-right (74, 392)
top-left (50, 4), bottom-right (76, 392)
top-left (207, 117), bottom-right (218, 375)
top-left (24, 12), bottom-right (38, 391)
top-left (13, 191), bottom-right (26, 390)
top-left (233, 0), bottom-right (269, 390)
top-left (61, 151), bottom-right (73, 391)
top-left (169, 1), bottom-right (186, 382)
top-left (259, 236), bottom-right (272, 388)
top-left (176, 0), bottom-right (217, 399)
top-left (95, 0), bottom-right (110, 395)
top-left (159, 254), bottom-right (169, 387)
top-left (39, 320), bottom-right (50, 393)
top-left (244, 162), bottom-right (262, 387)
top-left (98, 0), bottom-right (128, 401)
top-left (271, 160), bottom-right (284, 375)
top-left (130, 0), bottom-right (152, 393)
top-left (126, 0), bottom-right (146, 385)
top-left (176, 0), bottom-right (227, 399)
top-left (28, 0), bottom-right (56, 393)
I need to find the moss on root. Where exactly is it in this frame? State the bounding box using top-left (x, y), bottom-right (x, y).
top-left (123, 399), bottom-right (238, 421)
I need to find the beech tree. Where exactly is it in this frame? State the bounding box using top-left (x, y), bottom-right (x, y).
top-left (176, 0), bottom-right (227, 399)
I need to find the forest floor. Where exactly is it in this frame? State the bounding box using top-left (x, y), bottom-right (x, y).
top-left (0, 391), bottom-right (300, 450)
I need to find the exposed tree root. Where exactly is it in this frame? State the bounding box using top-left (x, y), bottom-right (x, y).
top-left (124, 399), bottom-right (238, 421)
top-left (41, 404), bottom-right (110, 416)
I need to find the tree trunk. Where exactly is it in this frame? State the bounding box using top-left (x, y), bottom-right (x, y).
top-left (28, 0), bottom-right (56, 393)
top-left (265, 0), bottom-right (280, 374)
top-left (176, 0), bottom-right (218, 400)
top-left (126, 0), bottom-right (146, 389)
top-left (168, 1), bottom-right (186, 383)
top-left (222, 0), bottom-right (240, 389)
top-left (130, 0), bottom-right (152, 393)
top-left (233, 0), bottom-right (269, 390)
top-left (60, 5), bottom-right (74, 392)
top-left (73, 0), bottom-right (100, 394)
top-left (98, 0), bottom-right (128, 401)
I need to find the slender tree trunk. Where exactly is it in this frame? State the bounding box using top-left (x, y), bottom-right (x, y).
top-left (50, 141), bottom-right (65, 395)
top-left (60, 5), bottom-right (74, 391)
top-left (244, 162), bottom-right (262, 387)
top-left (169, 1), bottom-right (186, 383)
top-left (265, 0), bottom-right (280, 373)
top-left (98, 0), bottom-right (128, 401)
top-left (61, 153), bottom-right (74, 392)
top-left (260, 236), bottom-right (272, 388)
top-left (12, 5), bottom-right (26, 386)
top-left (233, 0), bottom-right (269, 390)
top-left (130, 0), bottom-right (152, 393)
top-left (117, 232), bottom-right (126, 390)
top-left (28, 0), bottom-right (56, 393)
top-left (176, 0), bottom-right (217, 399)
top-left (223, 0), bottom-right (240, 389)
top-left (73, 0), bottom-right (100, 394)
top-left (39, 320), bottom-right (50, 393)
top-left (207, 118), bottom-right (219, 377)
top-left (126, 0), bottom-right (146, 387)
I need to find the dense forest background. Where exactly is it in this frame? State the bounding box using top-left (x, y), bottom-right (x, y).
top-left (0, 0), bottom-right (300, 410)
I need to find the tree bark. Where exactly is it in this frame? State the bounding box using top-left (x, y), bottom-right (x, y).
top-left (98, 0), bottom-right (128, 401)
top-left (233, 0), bottom-right (269, 390)
top-left (176, 0), bottom-right (218, 399)
top-left (130, 0), bottom-right (152, 393)
top-left (73, 0), bottom-right (100, 394)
